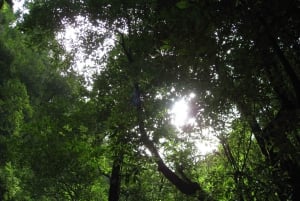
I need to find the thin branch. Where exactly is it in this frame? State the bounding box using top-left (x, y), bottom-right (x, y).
top-left (241, 131), bottom-right (252, 173)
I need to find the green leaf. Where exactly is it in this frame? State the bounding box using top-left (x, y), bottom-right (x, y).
top-left (160, 44), bottom-right (171, 51)
top-left (79, 125), bottom-right (88, 133)
top-left (176, 0), bottom-right (190, 9)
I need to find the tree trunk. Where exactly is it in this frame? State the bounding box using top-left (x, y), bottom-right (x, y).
top-left (258, 16), bottom-right (300, 103)
top-left (108, 155), bottom-right (123, 201)
top-left (214, 60), bottom-right (300, 200)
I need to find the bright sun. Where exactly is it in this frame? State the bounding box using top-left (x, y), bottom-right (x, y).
top-left (169, 94), bottom-right (218, 155)
top-left (170, 93), bottom-right (196, 128)
top-left (171, 98), bottom-right (189, 127)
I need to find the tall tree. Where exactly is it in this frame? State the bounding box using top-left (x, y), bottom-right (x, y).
top-left (1, 3), bottom-right (110, 200)
top-left (17, 0), bottom-right (300, 200)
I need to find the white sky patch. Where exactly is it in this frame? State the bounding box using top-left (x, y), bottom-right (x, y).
top-left (195, 128), bottom-right (219, 155)
top-left (7, 0), bottom-right (28, 27)
top-left (56, 16), bottom-right (115, 87)
top-left (13, 0), bottom-right (28, 14)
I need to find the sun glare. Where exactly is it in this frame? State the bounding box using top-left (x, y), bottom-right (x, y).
top-left (169, 94), bottom-right (219, 155)
top-left (170, 93), bottom-right (196, 128)
top-left (171, 98), bottom-right (189, 127)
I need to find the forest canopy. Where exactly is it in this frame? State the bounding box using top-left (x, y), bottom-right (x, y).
top-left (0, 0), bottom-right (299, 200)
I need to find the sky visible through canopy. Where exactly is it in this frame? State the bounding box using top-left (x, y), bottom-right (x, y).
top-left (4, 1), bottom-right (300, 200)
top-left (13, 0), bottom-right (219, 155)
top-left (169, 94), bottom-right (219, 155)
top-left (59, 24), bottom-right (219, 155)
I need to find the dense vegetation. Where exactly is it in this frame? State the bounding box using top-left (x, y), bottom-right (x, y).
top-left (0, 0), bottom-right (299, 200)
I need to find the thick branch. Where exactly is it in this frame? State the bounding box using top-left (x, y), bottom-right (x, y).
top-left (258, 16), bottom-right (300, 103)
top-left (219, 135), bottom-right (238, 170)
top-left (134, 83), bottom-right (213, 200)
top-left (119, 29), bottom-right (212, 199)
top-left (263, 60), bottom-right (296, 106)
top-left (214, 62), bottom-right (271, 161)
top-left (237, 101), bottom-right (272, 161)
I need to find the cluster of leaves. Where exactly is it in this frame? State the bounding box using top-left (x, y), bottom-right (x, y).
top-left (0, 3), bottom-right (110, 200)
top-left (0, 0), bottom-right (299, 201)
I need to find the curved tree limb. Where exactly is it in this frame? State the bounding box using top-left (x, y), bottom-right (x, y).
top-left (134, 82), bottom-right (213, 200)
top-left (118, 31), bottom-right (212, 200)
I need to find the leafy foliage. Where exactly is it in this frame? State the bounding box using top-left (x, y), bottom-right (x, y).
top-left (0, 0), bottom-right (299, 201)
